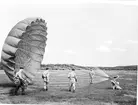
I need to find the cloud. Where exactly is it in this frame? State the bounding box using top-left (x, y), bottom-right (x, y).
top-left (96, 45), bottom-right (111, 52)
top-left (112, 48), bottom-right (127, 52)
top-left (127, 40), bottom-right (138, 44)
top-left (96, 45), bottom-right (127, 52)
top-left (64, 49), bottom-right (76, 55)
top-left (104, 40), bottom-right (112, 44)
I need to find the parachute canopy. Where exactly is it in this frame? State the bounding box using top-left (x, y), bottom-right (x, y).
top-left (1, 18), bottom-right (47, 83)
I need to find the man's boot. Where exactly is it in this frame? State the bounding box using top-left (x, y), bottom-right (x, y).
top-left (21, 87), bottom-right (25, 95)
top-left (14, 86), bottom-right (20, 95)
top-left (72, 90), bottom-right (75, 93)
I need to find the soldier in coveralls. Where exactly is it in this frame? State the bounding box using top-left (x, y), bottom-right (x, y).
top-left (89, 69), bottom-right (95, 84)
top-left (14, 68), bottom-right (28, 95)
top-left (68, 68), bottom-right (77, 93)
top-left (110, 75), bottom-right (122, 90)
top-left (42, 68), bottom-right (49, 91)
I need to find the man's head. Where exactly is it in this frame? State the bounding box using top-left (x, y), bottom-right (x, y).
top-left (14, 76), bottom-right (21, 86)
top-left (72, 68), bottom-right (75, 71)
top-left (113, 75), bottom-right (119, 80)
top-left (46, 68), bottom-right (49, 70)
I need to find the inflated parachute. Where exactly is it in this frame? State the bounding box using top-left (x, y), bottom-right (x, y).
top-left (1, 18), bottom-right (47, 84)
top-left (91, 67), bottom-right (110, 83)
top-left (83, 67), bottom-right (110, 83)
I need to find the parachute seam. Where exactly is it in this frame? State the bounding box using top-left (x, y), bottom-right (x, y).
top-left (2, 50), bottom-right (15, 57)
top-left (8, 34), bottom-right (47, 44)
top-left (2, 61), bottom-right (14, 71)
top-left (5, 42), bottom-right (18, 49)
top-left (16, 27), bottom-right (25, 32)
top-left (15, 56), bottom-right (41, 64)
top-left (25, 29), bottom-right (46, 35)
top-left (22, 33), bottom-right (47, 42)
top-left (8, 34), bottom-right (24, 40)
top-left (20, 40), bottom-right (46, 49)
top-left (17, 48), bottom-right (43, 58)
top-left (4, 69), bottom-right (15, 78)
top-left (1, 56), bottom-right (15, 64)
top-left (29, 24), bottom-right (47, 30)
top-left (5, 36), bottom-right (20, 48)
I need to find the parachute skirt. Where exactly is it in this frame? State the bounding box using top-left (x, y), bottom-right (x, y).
top-left (1, 18), bottom-right (47, 84)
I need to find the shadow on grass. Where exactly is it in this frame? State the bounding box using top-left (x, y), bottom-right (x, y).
top-left (60, 88), bottom-right (70, 92)
top-left (114, 98), bottom-right (136, 105)
top-left (0, 83), bottom-right (15, 88)
top-left (106, 87), bottom-right (113, 89)
top-left (9, 88), bottom-right (16, 96)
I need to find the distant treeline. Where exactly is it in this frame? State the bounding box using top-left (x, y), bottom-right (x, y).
top-left (41, 64), bottom-right (137, 71)
top-left (0, 62), bottom-right (137, 71)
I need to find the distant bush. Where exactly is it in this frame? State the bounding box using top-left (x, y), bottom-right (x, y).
top-left (41, 64), bottom-right (137, 71)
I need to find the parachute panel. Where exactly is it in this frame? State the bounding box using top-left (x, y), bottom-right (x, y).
top-left (5, 36), bottom-right (20, 47)
top-left (3, 43), bottom-right (17, 55)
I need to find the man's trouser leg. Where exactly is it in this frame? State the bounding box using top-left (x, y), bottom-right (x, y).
top-left (44, 82), bottom-right (48, 91)
top-left (89, 73), bottom-right (92, 84)
top-left (15, 85), bottom-right (20, 95)
top-left (115, 85), bottom-right (122, 90)
top-left (46, 82), bottom-right (48, 91)
top-left (112, 85), bottom-right (115, 90)
top-left (72, 82), bottom-right (76, 93)
top-left (44, 82), bottom-right (46, 90)
top-left (69, 82), bottom-right (72, 91)
top-left (20, 79), bottom-right (27, 95)
top-left (21, 87), bottom-right (25, 95)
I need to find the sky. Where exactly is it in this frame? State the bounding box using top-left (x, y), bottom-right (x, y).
top-left (0, 0), bottom-right (138, 66)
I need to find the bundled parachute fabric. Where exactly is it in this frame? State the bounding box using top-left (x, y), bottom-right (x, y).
top-left (84, 67), bottom-right (110, 84)
top-left (92, 67), bottom-right (110, 83)
top-left (1, 18), bottom-right (47, 84)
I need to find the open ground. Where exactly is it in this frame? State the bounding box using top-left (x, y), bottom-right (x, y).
top-left (0, 70), bottom-right (137, 105)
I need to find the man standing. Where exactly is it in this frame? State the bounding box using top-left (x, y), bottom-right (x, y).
top-left (68, 68), bottom-right (77, 93)
top-left (42, 68), bottom-right (50, 91)
top-left (89, 69), bottom-right (95, 84)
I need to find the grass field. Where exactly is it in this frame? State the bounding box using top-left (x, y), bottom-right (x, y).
top-left (0, 70), bottom-right (137, 105)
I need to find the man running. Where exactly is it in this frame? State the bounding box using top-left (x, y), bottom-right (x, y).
top-left (68, 68), bottom-right (77, 93)
top-left (89, 69), bottom-right (95, 84)
top-left (42, 68), bottom-right (50, 91)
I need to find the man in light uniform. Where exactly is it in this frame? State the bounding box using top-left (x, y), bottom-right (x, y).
top-left (110, 75), bottom-right (122, 90)
top-left (68, 68), bottom-right (77, 93)
top-left (89, 69), bottom-right (95, 84)
top-left (42, 68), bottom-right (50, 91)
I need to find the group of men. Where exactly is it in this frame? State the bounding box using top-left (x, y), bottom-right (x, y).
top-left (41, 68), bottom-right (77, 93)
top-left (41, 68), bottom-right (122, 93)
top-left (14, 68), bottom-right (122, 95)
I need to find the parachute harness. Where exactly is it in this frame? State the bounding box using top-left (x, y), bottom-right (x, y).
top-left (14, 75), bottom-right (28, 88)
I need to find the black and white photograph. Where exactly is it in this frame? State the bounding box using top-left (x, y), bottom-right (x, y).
top-left (0, 0), bottom-right (137, 105)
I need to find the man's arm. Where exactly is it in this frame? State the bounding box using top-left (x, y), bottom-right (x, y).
top-left (68, 73), bottom-right (71, 79)
top-left (74, 73), bottom-right (77, 82)
top-left (75, 77), bottom-right (77, 82)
